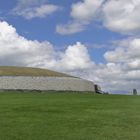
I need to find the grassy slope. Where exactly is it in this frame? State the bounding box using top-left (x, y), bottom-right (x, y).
top-left (0, 66), bottom-right (72, 77)
top-left (0, 91), bottom-right (139, 140)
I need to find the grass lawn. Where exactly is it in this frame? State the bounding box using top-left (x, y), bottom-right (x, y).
top-left (0, 91), bottom-right (139, 140)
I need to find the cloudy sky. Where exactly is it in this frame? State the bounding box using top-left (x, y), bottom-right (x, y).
top-left (0, 0), bottom-right (140, 93)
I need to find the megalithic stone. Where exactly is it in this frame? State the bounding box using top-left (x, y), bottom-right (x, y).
top-left (133, 89), bottom-right (137, 95)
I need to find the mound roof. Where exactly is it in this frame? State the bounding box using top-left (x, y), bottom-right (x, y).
top-left (0, 66), bottom-right (73, 77)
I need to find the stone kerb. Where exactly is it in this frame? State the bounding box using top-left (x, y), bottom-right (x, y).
top-left (0, 76), bottom-right (95, 92)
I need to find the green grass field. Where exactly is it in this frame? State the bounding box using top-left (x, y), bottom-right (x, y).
top-left (0, 91), bottom-right (139, 140)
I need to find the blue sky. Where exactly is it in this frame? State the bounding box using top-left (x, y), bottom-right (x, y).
top-left (0, 0), bottom-right (123, 62)
top-left (0, 0), bottom-right (140, 93)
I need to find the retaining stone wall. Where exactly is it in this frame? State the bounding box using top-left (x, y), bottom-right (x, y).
top-left (0, 76), bottom-right (95, 92)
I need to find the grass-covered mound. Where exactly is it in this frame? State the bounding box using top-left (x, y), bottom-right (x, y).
top-left (0, 91), bottom-right (139, 140)
top-left (0, 66), bottom-right (72, 77)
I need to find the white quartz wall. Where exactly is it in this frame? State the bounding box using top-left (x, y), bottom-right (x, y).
top-left (0, 76), bottom-right (95, 91)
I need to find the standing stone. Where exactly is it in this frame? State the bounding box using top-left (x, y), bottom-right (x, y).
top-left (133, 89), bottom-right (137, 95)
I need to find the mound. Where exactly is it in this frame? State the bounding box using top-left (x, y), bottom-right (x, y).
top-left (0, 66), bottom-right (95, 92)
top-left (0, 66), bottom-right (72, 77)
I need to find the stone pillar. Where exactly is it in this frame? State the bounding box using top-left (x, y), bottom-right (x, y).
top-left (133, 89), bottom-right (137, 95)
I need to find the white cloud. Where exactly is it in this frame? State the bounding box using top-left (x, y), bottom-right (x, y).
top-left (104, 38), bottom-right (140, 66)
top-left (102, 0), bottom-right (140, 34)
top-left (102, 38), bottom-right (140, 92)
top-left (71, 0), bottom-right (103, 21)
top-left (56, 0), bottom-right (104, 35)
top-left (12, 0), bottom-right (60, 19)
top-left (56, 0), bottom-right (140, 35)
top-left (1, 21), bottom-right (140, 93)
top-left (67, 38), bottom-right (140, 93)
top-left (56, 21), bottom-right (86, 35)
top-left (0, 21), bottom-right (94, 71)
top-left (54, 42), bottom-right (95, 71)
top-left (0, 21), bottom-right (55, 66)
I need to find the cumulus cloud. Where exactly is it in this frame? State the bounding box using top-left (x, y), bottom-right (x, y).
top-left (56, 21), bottom-right (86, 35)
top-left (56, 0), bottom-right (140, 35)
top-left (54, 42), bottom-right (95, 71)
top-left (104, 38), bottom-right (140, 70)
top-left (1, 21), bottom-right (140, 93)
top-left (70, 0), bottom-right (103, 21)
top-left (102, 38), bottom-right (140, 92)
top-left (0, 21), bottom-right (55, 66)
top-left (13, 0), bottom-right (140, 35)
top-left (66, 38), bottom-right (140, 93)
top-left (56, 0), bottom-right (104, 35)
top-left (102, 0), bottom-right (140, 34)
top-left (0, 21), bottom-right (94, 71)
top-left (12, 0), bottom-right (60, 19)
